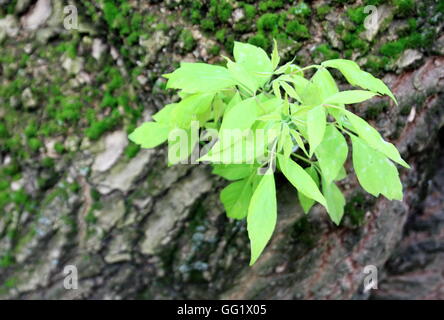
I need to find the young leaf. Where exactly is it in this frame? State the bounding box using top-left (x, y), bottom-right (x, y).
top-left (323, 180), bottom-right (346, 225)
top-left (277, 154), bottom-right (327, 207)
top-left (321, 59), bottom-right (397, 104)
top-left (315, 125), bottom-right (348, 184)
top-left (213, 164), bottom-right (256, 181)
top-left (290, 75), bottom-right (310, 97)
top-left (234, 41), bottom-right (273, 88)
top-left (271, 39), bottom-right (280, 70)
top-left (343, 110), bottom-right (410, 168)
top-left (307, 105), bottom-right (327, 156)
top-left (129, 122), bottom-right (170, 149)
top-left (221, 177), bottom-right (253, 220)
top-left (225, 91), bottom-right (242, 114)
top-left (351, 136), bottom-right (403, 200)
top-left (311, 68), bottom-right (339, 102)
top-left (301, 80), bottom-right (323, 106)
top-left (247, 172), bottom-right (277, 265)
top-left (324, 90), bottom-right (379, 105)
top-left (280, 81), bottom-right (302, 103)
top-left (171, 93), bottom-right (215, 128)
top-left (220, 97), bottom-right (258, 131)
top-left (227, 59), bottom-right (259, 95)
top-left (152, 103), bottom-right (178, 124)
top-left (168, 125), bottom-right (199, 165)
top-left (290, 129), bottom-right (309, 157)
top-left (202, 129), bottom-right (268, 164)
top-left (297, 166), bottom-right (319, 213)
top-left (165, 63), bottom-right (236, 93)
top-left (272, 81), bottom-right (281, 99)
top-left (335, 166), bottom-right (347, 181)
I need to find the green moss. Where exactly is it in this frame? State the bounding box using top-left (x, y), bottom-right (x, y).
top-left (215, 29), bottom-right (227, 43)
top-left (286, 21), bottom-right (309, 40)
top-left (124, 143), bottom-right (141, 159)
top-left (315, 44), bottom-right (340, 60)
top-left (316, 5), bottom-right (332, 19)
top-left (85, 110), bottom-right (121, 140)
top-left (54, 142), bottom-right (65, 154)
top-left (291, 216), bottom-right (319, 248)
top-left (365, 101), bottom-right (389, 120)
top-left (379, 31), bottom-right (431, 57)
top-left (257, 13), bottom-right (279, 32)
top-left (365, 55), bottom-right (390, 74)
top-left (346, 6), bottom-right (366, 25)
top-left (244, 4), bottom-right (256, 20)
top-left (0, 252), bottom-right (14, 268)
top-left (100, 92), bottom-right (118, 109)
top-left (248, 33), bottom-right (271, 51)
top-left (345, 193), bottom-right (368, 226)
top-left (201, 18), bottom-right (215, 31)
top-left (2, 277), bottom-right (18, 289)
top-left (85, 209), bottom-right (97, 224)
top-left (215, 0), bottom-right (233, 22)
top-left (0, 0), bottom-right (17, 18)
top-left (208, 44), bottom-right (221, 56)
top-left (28, 138), bottom-right (42, 152)
top-left (180, 29), bottom-right (197, 52)
top-left (290, 2), bottom-right (312, 17)
top-left (11, 189), bottom-right (28, 205)
top-left (0, 122), bottom-right (8, 138)
top-left (41, 157), bottom-right (55, 168)
top-left (392, 0), bottom-right (415, 17)
top-left (380, 39), bottom-right (407, 57)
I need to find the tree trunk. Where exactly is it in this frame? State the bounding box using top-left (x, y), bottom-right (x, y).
top-left (0, 0), bottom-right (443, 300)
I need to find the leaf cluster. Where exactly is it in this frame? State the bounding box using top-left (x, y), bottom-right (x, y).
top-left (129, 41), bottom-right (409, 265)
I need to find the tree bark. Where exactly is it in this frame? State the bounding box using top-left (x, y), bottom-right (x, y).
top-left (0, 0), bottom-right (443, 300)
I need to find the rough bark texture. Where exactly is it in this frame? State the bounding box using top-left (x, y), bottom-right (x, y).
top-left (0, 0), bottom-right (443, 299)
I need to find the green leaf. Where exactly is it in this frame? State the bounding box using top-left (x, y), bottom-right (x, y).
top-left (212, 164), bottom-right (256, 181)
top-left (152, 103), bottom-right (177, 124)
top-left (297, 166), bottom-right (319, 213)
top-left (307, 105), bottom-right (327, 156)
top-left (129, 122), bottom-right (170, 149)
top-left (202, 129), bottom-right (269, 164)
top-left (321, 59), bottom-right (397, 104)
top-left (311, 68), bottom-right (338, 102)
top-left (280, 125), bottom-right (294, 159)
top-left (290, 129), bottom-right (309, 157)
top-left (290, 75), bottom-right (310, 97)
top-left (274, 60), bottom-right (296, 75)
top-left (324, 90), bottom-right (379, 105)
top-left (165, 63), bottom-right (236, 93)
top-left (227, 59), bottom-right (259, 95)
top-left (315, 125), bottom-right (348, 184)
top-left (343, 110), bottom-right (410, 168)
top-left (234, 41), bottom-right (273, 88)
top-left (220, 97), bottom-right (258, 131)
top-left (351, 136), bottom-right (403, 200)
top-left (271, 39), bottom-right (280, 70)
top-left (225, 91), bottom-right (242, 114)
top-left (335, 166), bottom-right (347, 181)
top-left (247, 172), bottom-right (277, 265)
top-left (168, 125), bottom-right (198, 165)
top-left (280, 81), bottom-right (302, 103)
top-left (301, 80), bottom-right (323, 106)
top-left (323, 180), bottom-right (346, 225)
top-left (221, 177), bottom-right (253, 220)
top-left (277, 154), bottom-right (327, 207)
top-left (171, 93), bottom-right (215, 128)
top-left (212, 94), bottom-right (226, 124)
top-left (257, 96), bottom-right (283, 115)
top-left (272, 81), bottom-right (281, 99)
